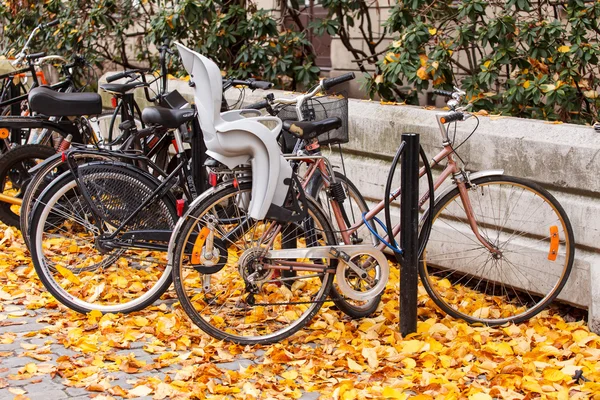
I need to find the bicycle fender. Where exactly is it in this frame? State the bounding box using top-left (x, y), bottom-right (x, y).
top-left (28, 151), bottom-right (62, 174)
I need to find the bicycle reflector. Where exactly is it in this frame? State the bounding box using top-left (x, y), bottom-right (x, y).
top-left (0, 128), bottom-right (8, 139)
top-left (208, 172), bottom-right (217, 187)
top-left (191, 227), bottom-right (210, 264)
top-left (111, 97), bottom-right (118, 108)
top-left (548, 225), bottom-right (559, 261)
top-left (176, 199), bottom-right (185, 217)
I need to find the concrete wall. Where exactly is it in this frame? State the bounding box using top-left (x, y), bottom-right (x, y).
top-left (98, 77), bottom-right (600, 332)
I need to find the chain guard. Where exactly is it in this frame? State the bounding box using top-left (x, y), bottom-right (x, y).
top-left (266, 245), bottom-right (389, 301)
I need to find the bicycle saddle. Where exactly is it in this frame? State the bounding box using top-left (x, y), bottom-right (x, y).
top-left (100, 82), bottom-right (147, 94)
top-left (282, 117), bottom-right (342, 141)
top-left (141, 106), bottom-right (196, 129)
top-left (28, 87), bottom-right (102, 117)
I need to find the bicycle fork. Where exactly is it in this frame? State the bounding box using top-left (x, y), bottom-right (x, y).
top-left (454, 173), bottom-right (502, 256)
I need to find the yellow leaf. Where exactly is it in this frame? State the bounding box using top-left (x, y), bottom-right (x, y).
top-left (469, 393), bottom-right (492, 400)
top-left (543, 368), bottom-right (567, 382)
top-left (25, 362), bottom-right (37, 374)
top-left (382, 387), bottom-right (408, 399)
top-left (393, 40), bottom-right (402, 47)
top-left (401, 340), bottom-right (424, 354)
top-left (362, 347), bottom-right (379, 369)
top-left (416, 66), bottom-right (429, 81)
top-left (166, 15), bottom-right (174, 29)
top-left (419, 54), bottom-right (428, 67)
top-left (133, 316), bottom-right (149, 327)
top-left (428, 28), bottom-right (437, 35)
top-left (523, 80), bottom-right (531, 89)
top-left (583, 90), bottom-right (598, 99)
top-left (347, 358), bottom-right (364, 373)
top-left (55, 265), bottom-right (81, 285)
top-left (281, 370), bottom-right (298, 380)
top-left (540, 84), bottom-right (556, 93)
top-left (129, 385), bottom-right (153, 397)
top-left (557, 45), bottom-right (570, 53)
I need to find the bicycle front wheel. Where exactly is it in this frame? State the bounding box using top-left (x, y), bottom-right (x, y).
top-left (172, 181), bottom-right (336, 345)
top-left (29, 162), bottom-right (177, 314)
top-left (420, 174), bottom-right (574, 325)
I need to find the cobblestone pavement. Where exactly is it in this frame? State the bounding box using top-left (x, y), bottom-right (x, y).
top-left (0, 304), bottom-right (321, 399)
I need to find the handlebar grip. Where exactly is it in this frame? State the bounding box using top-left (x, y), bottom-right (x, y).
top-left (250, 81), bottom-right (274, 90)
top-left (43, 20), bottom-right (60, 29)
top-left (322, 72), bottom-right (355, 90)
top-left (440, 112), bottom-right (464, 124)
top-left (433, 89), bottom-right (454, 97)
top-left (26, 52), bottom-right (46, 61)
top-left (246, 99), bottom-right (269, 110)
top-left (106, 71), bottom-right (129, 83)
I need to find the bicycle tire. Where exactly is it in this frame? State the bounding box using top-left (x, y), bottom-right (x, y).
top-left (29, 161), bottom-right (177, 314)
top-left (171, 181), bottom-right (336, 345)
top-left (0, 144), bottom-right (56, 227)
top-left (419, 174), bottom-right (575, 325)
top-left (308, 170), bottom-right (382, 319)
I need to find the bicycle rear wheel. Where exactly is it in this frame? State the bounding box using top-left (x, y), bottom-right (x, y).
top-left (171, 181), bottom-right (336, 345)
top-left (29, 162), bottom-right (177, 313)
top-left (420, 175), bottom-right (574, 325)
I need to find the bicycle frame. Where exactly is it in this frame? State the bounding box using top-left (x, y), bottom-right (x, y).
top-left (302, 116), bottom-right (500, 255)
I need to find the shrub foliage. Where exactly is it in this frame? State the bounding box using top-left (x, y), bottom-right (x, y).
top-left (321, 0), bottom-right (600, 124)
top-left (0, 0), bottom-right (319, 89)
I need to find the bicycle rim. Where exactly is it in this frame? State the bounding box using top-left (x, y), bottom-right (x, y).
top-left (420, 175), bottom-right (574, 325)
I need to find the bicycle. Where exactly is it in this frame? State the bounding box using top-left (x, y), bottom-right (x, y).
top-left (25, 75), bottom-right (275, 313)
top-left (168, 45), bottom-right (574, 345)
top-left (0, 20), bottom-right (60, 118)
top-left (264, 86), bottom-right (576, 326)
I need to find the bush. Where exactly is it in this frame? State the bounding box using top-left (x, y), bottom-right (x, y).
top-left (360, 0), bottom-right (600, 124)
top-left (0, 0), bottom-right (319, 90)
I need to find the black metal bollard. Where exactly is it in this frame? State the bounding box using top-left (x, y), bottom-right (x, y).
top-left (398, 133), bottom-right (420, 336)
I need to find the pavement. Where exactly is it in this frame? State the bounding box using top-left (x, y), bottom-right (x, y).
top-left (0, 303), bottom-right (323, 399)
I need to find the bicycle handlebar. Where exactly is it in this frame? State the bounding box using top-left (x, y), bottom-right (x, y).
top-left (26, 52), bottom-right (46, 61)
top-left (433, 89), bottom-right (454, 98)
top-left (106, 69), bottom-right (148, 83)
top-left (246, 99), bottom-right (270, 110)
top-left (249, 80), bottom-right (273, 90)
top-left (322, 72), bottom-right (355, 91)
top-left (43, 20), bottom-right (60, 29)
top-left (440, 111), bottom-right (464, 124)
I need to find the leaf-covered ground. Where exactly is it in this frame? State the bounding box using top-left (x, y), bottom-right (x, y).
top-left (0, 225), bottom-right (598, 400)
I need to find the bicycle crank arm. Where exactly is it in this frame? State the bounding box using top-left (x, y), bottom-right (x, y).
top-left (266, 245), bottom-right (390, 301)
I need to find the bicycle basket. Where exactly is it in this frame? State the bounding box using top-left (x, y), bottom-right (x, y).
top-left (276, 93), bottom-right (349, 145)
